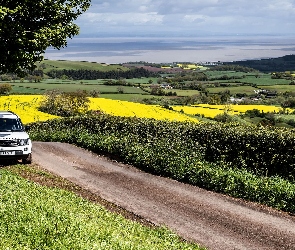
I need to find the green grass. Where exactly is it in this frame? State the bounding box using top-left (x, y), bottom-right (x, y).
top-left (124, 77), bottom-right (159, 84)
top-left (243, 117), bottom-right (264, 124)
top-left (276, 114), bottom-right (295, 120)
top-left (100, 93), bottom-right (152, 102)
top-left (42, 79), bottom-right (108, 84)
top-left (263, 84), bottom-right (295, 93)
top-left (36, 60), bottom-right (128, 73)
top-left (11, 86), bottom-right (46, 94)
top-left (240, 75), bottom-right (290, 86)
top-left (207, 85), bottom-right (256, 95)
top-left (0, 166), bottom-right (204, 250)
top-left (162, 89), bottom-right (199, 96)
top-left (10, 82), bottom-right (147, 94)
top-left (205, 71), bottom-right (290, 86)
top-left (205, 70), bottom-right (248, 78)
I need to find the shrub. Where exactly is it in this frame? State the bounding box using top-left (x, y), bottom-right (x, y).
top-left (38, 89), bottom-right (90, 117)
top-left (0, 83), bottom-right (12, 95)
top-left (214, 112), bottom-right (234, 122)
top-left (28, 114), bottom-right (295, 213)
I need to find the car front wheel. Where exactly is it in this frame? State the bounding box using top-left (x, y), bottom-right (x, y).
top-left (22, 153), bottom-right (32, 164)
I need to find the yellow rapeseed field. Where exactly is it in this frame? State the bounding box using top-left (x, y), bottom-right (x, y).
top-left (0, 95), bottom-right (59, 124)
top-left (89, 98), bottom-right (198, 122)
top-left (0, 95), bottom-right (198, 124)
top-left (0, 95), bottom-right (286, 124)
top-left (173, 104), bottom-right (283, 118)
top-left (173, 106), bottom-right (222, 118)
top-left (198, 104), bottom-right (282, 113)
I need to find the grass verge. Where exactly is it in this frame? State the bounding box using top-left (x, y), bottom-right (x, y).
top-left (0, 164), bottom-right (204, 250)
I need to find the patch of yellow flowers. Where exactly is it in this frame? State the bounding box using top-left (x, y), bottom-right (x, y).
top-left (88, 98), bottom-right (198, 122)
top-left (0, 95), bottom-right (59, 124)
top-left (0, 95), bottom-right (198, 124)
top-left (173, 104), bottom-right (283, 118)
top-left (0, 95), bottom-right (286, 124)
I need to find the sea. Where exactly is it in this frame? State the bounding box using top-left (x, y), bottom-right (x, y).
top-left (44, 36), bottom-right (295, 64)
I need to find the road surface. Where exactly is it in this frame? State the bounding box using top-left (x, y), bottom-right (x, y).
top-left (32, 141), bottom-right (295, 250)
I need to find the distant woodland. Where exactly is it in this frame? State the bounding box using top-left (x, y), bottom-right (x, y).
top-left (47, 67), bottom-right (159, 80)
top-left (225, 54), bottom-right (295, 72)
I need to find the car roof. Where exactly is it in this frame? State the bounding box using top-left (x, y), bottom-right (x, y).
top-left (0, 111), bottom-right (19, 119)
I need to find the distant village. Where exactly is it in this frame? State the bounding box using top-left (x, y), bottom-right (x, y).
top-left (122, 61), bottom-right (219, 74)
top-left (160, 63), bottom-right (212, 70)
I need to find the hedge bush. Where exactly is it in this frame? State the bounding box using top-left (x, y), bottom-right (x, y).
top-left (29, 114), bottom-right (295, 213)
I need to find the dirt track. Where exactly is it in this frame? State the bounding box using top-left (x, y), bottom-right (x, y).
top-left (32, 141), bottom-right (295, 250)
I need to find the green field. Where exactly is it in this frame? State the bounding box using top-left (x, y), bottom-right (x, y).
top-left (1, 60), bottom-right (293, 103)
top-left (124, 77), bottom-right (159, 85)
top-left (240, 75), bottom-right (290, 86)
top-left (167, 89), bottom-right (200, 96)
top-left (206, 71), bottom-right (290, 86)
top-left (207, 85), bottom-right (256, 95)
top-left (263, 84), bottom-right (295, 93)
top-left (10, 82), bottom-right (147, 95)
top-left (37, 59), bottom-right (128, 73)
top-left (206, 70), bottom-right (250, 78)
top-left (41, 79), bottom-right (108, 84)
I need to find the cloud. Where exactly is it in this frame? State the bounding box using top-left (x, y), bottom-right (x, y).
top-left (76, 0), bottom-right (295, 36)
top-left (183, 14), bottom-right (208, 23)
top-left (79, 12), bottom-right (164, 26)
top-left (267, 0), bottom-right (295, 11)
top-left (156, 0), bottom-right (220, 14)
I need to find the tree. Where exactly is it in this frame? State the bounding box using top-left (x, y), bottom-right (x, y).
top-left (214, 112), bottom-right (234, 123)
top-left (220, 90), bottom-right (231, 103)
top-left (0, 83), bottom-right (12, 95)
top-left (117, 86), bottom-right (124, 94)
top-left (281, 98), bottom-right (295, 109)
top-left (0, 0), bottom-right (90, 77)
top-left (209, 94), bottom-right (221, 105)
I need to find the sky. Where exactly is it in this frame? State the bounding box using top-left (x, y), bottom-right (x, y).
top-left (75, 0), bottom-right (295, 37)
top-left (45, 0), bottom-right (295, 63)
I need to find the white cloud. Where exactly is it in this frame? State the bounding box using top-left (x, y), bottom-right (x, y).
top-left (80, 12), bottom-right (164, 26)
top-left (267, 0), bottom-right (295, 11)
top-left (76, 0), bottom-right (295, 36)
top-left (139, 6), bottom-right (149, 12)
top-left (183, 15), bottom-right (208, 23)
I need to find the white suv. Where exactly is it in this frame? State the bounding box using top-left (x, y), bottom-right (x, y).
top-left (0, 111), bottom-right (32, 164)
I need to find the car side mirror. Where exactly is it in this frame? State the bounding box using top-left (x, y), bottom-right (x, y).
top-left (25, 125), bottom-right (30, 131)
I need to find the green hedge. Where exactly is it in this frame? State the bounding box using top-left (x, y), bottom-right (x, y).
top-left (31, 114), bottom-right (295, 180)
top-left (29, 114), bottom-right (295, 213)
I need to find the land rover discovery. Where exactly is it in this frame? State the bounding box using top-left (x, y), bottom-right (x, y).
top-left (0, 111), bottom-right (32, 164)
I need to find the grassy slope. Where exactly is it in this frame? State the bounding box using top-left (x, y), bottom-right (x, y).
top-left (0, 165), bottom-right (204, 250)
top-left (207, 85), bottom-right (256, 95)
top-left (37, 59), bottom-right (128, 73)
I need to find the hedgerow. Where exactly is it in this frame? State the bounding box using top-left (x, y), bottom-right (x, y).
top-left (29, 114), bottom-right (295, 213)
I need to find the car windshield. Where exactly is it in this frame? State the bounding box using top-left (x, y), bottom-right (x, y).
top-left (0, 118), bottom-right (24, 132)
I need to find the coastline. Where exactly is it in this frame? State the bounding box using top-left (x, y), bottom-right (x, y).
top-left (44, 36), bottom-right (295, 64)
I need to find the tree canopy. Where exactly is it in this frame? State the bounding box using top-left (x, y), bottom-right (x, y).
top-left (0, 0), bottom-right (91, 76)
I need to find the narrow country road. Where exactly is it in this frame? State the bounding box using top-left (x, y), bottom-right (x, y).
top-left (32, 141), bottom-right (295, 250)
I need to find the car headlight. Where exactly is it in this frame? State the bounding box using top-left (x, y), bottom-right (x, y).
top-left (18, 139), bottom-right (29, 146)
